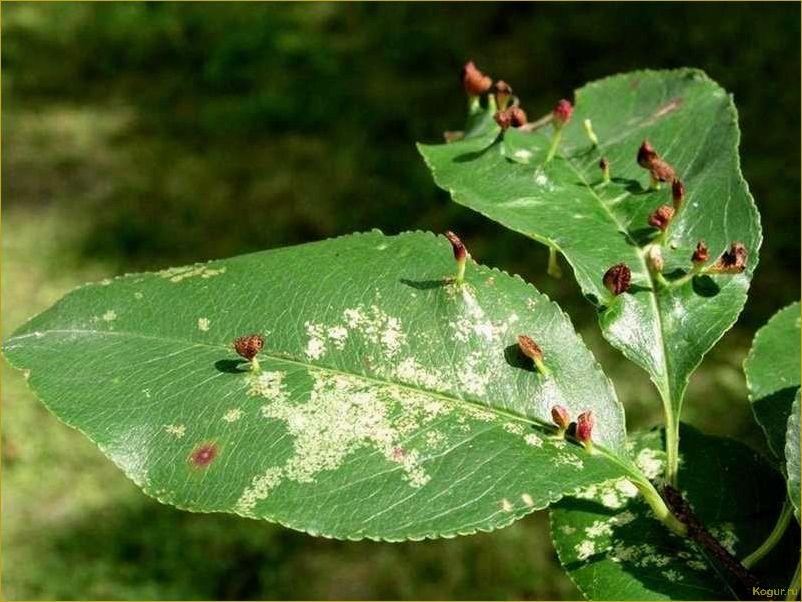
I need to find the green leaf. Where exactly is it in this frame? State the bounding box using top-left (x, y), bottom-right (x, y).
top-left (744, 302), bottom-right (801, 461)
top-left (550, 425), bottom-right (797, 600)
top-left (786, 392), bottom-right (800, 520)
top-left (4, 230), bottom-right (644, 541)
top-left (418, 69), bottom-right (762, 470)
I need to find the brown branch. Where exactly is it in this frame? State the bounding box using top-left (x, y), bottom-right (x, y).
top-left (662, 484), bottom-right (769, 600)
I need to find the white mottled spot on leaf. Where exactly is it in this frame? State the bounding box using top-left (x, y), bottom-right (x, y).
top-left (304, 322), bottom-right (327, 360)
top-left (102, 310), bottom-right (117, 322)
top-left (504, 422), bottom-right (525, 435)
top-left (198, 317), bottom-right (210, 332)
top-left (222, 408), bottom-right (243, 422)
top-left (710, 522), bottom-right (738, 554)
top-left (575, 540), bottom-right (595, 561)
top-left (575, 477), bottom-right (639, 509)
top-left (243, 368), bottom-right (477, 506)
top-left (165, 424), bottom-right (186, 438)
top-left (326, 326), bottom-right (348, 349)
top-left (522, 493), bottom-right (534, 507)
top-left (524, 433), bottom-right (543, 447)
top-left (159, 264), bottom-right (226, 283)
top-left (424, 430), bottom-right (445, 448)
top-left (555, 452), bottom-right (584, 470)
top-left (501, 498), bottom-right (513, 512)
top-left (249, 371), bottom-right (289, 402)
top-left (236, 467), bottom-right (283, 513)
top-left (635, 448), bottom-right (665, 480)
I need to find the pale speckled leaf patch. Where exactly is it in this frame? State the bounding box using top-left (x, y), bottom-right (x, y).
top-left (4, 230), bottom-right (641, 540)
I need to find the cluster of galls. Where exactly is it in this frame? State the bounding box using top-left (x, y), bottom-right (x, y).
top-left (461, 61), bottom-right (532, 131)
top-left (551, 404), bottom-right (595, 451)
top-left (460, 61), bottom-right (580, 162)
top-left (600, 139), bottom-right (748, 297)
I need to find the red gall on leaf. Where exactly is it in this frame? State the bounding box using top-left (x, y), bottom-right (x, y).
top-left (551, 405), bottom-right (571, 434)
top-left (493, 80), bottom-right (513, 111)
top-left (603, 263), bottom-right (631, 296)
top-left (494, 106), bottom-right (528, 130)
top-left (650, 159), bottom-right (676, 184)
top-left (189, 442), bottom-right (220, 469)
top-left (234, 334), bottom-right (264, 361)
top-left (599, 157), bottom-right (611, 183)
top-left (637, 140), bottom-right (659, 168)
top-left (461, 61), bottom-right (493, 96)
top-left (576, 411), bottom-right (595, 450)
top-left (671, 179), bottom-right (685, 209)
top-left (692, 241), bottom-right (710, 265)
top-left (648, 205), bottom-right (675, 231)
top-left (552, 99), bottom-right (573, 128)
top-left (637, 140), bottom-right (676, 188)
top-left (517, 334), bottom-right (543, 362)
top-left (517, 334), bottom-right (550, 375)
top-left (710, 242), bottom-right (748, 273)
top-left (444, 230), bottom-right (469, 283)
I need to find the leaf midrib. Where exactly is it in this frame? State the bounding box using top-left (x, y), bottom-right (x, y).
top-left (561, 153), bottom-right (672, 400)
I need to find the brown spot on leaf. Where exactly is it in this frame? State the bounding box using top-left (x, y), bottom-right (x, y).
top-left (189, 442), bottom-right (220, 468)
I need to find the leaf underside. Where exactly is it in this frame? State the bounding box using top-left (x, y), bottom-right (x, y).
top-left (744, 302), bottom-right (801, 462)
top-left (4, 230), bottom-right (637, 541)
top-left (550, 425), bottom-right (797, 600)
top-left (419, 69), bottom-right (762, 423)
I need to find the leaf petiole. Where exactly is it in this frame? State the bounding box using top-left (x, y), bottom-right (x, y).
top-left (545, 128), bottom-right (562, 163)
top-left (742, 500), bottom-right (793, 568)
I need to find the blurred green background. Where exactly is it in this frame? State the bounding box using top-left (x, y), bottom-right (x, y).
top-left (1, 2), bottom-right (799, 600)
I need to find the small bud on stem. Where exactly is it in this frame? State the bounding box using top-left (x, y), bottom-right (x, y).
top-left (553, 99), bottom-right (573, 128)
top-left (646, 245), bottom-right (670, 288)
top-left (582, 118), bottom-right (599, 146)
top-left (444, 230), bottom-right (469, 284)
top-left (647, 245), bottom-right (664, 273)
top-left (234, 334), bottom-right (265, 372)
top-left (599, 157), bottom-right (611, 184)
top-left (517, 334), bottom-right (550, 375)
top-left (546, 99), bottom-right (573, 163)
top-left (461, 61), bottom-right (493, 97)
top-left (603, 263), bottom-right (631, 296)
top-left (551, 404), bottom-right (570, 436)
top-left (576, 411), bottom-right (594, 451)
top-left (493, 80), bottom-right (513, 111)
